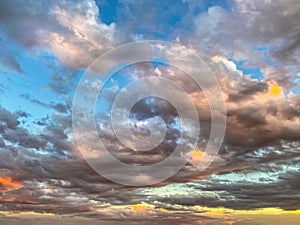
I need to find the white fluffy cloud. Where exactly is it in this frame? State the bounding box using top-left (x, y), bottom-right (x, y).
top-left (0, 0), bottom-right (116, 68)
top-left (191, 0), bottom-right (300, 89)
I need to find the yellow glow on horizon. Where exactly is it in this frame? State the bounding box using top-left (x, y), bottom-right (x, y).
top-left (0, 206), bottom-right (299, 222)
top-left (192, 206), bottom-right (300, 217)
top-left (232, 208), bottom-right (300, 216)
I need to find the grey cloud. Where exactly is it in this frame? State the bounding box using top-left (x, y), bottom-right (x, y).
top-left (0, 137), bottom-right (5, 147)
top-left (225, 101), bottom-right (300, 147)
top-left (20, 93), bottom-right (70, 114)
top-left (0, 106), bottom-right (20, 129)
top-left (51, 103), bottom-right (68, 113)
top-left (142, 155), bottom-right (300, 210)
top-left (227, 81), bottom-right (268, 102)
top-left (0, 51), bottom-right (23, 75)
top-left (0, 36), bottom-right (23, 74)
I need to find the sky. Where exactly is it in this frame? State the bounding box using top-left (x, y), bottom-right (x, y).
top-left (0, 0), bottom-right (300, 224)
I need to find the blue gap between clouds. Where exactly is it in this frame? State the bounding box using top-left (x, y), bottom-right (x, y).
top-left (231, 59), bottom-right (264, 81)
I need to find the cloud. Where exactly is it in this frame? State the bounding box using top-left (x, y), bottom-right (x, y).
top-left (1, 53), bottom-right (299, 218)
top-left (20, 92), bottom-right (70, 114)
top-left (0, 36), bottom-right (23, 74)
top-left (0, 0), bottom-right (116, 69)
top-left (0, 0), bottom-right (299, 222)
top-left (0, 51), bottom-right (23, 75)
top-left (138, 153), bottom-right (300, 210)
top-left (191, 0), bottom-right (300, 89)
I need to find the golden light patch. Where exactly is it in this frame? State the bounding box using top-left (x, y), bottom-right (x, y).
top-left (268, 84), bottom-right (282, 97)
top-left (160, 208), bottom-right (169, 213)
top-left (214, 208), bottom-right (224, 215)
top-left (132, 205), bottom-right (146, 211)
top-left (45, 188), bottom-right (53, 194)
top-left (204, 208), bottom-right (226, 218)
top-left (191, 151), bottom-right (204, 158)
top-left (189, 151), bottom-right (204, 168)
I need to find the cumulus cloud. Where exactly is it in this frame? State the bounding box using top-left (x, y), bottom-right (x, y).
top-left (191, 0), bottom-right (300, 89)
top-left (0, 0), bottom-right (116, 68)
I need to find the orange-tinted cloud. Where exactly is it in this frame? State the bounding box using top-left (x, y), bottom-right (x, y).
top-left (0, 177), bottom-right (12, 186)
top-left (0, 198), bottom-right (38, 205)
top-left (0, 177), bottom-right (23, 192)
